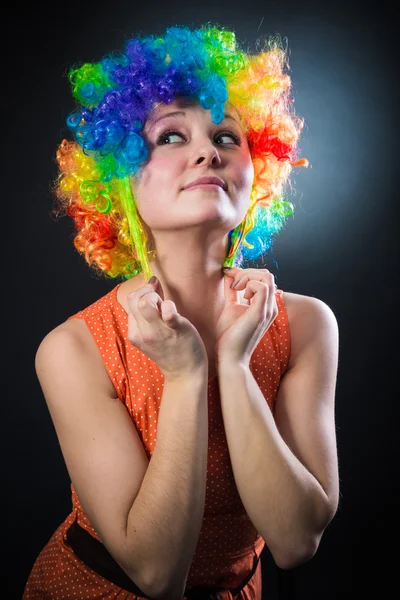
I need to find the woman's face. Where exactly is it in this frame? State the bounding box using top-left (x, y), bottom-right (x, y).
top-left (131, 97), bottom-right (254, 238)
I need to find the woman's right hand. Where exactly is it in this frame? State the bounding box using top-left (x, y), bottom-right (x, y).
top-left (127, 277), bottom-right (208, 381)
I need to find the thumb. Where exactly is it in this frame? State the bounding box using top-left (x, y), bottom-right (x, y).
top-left (160, 300), bottom-right (179, 326)
top-left (223, 270), bottom-right (238, 305)
top-left (148, 275), bottom-right (165, 301)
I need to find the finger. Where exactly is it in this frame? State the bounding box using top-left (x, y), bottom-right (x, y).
top-left (223, 268), bottom-right (240, 306)
top-left (222, 266), bottom-right (241, 283)
top-left (245, 279), bottom-right (278, 324)
top-left (127, 286), bottom-right (162, 326)
top-left (234, 272), bottom-right (276, 293)
top-left (222, 267), bottom-right (236, 278)
top-left (150, 276), bottom-right (165, 301)
top-left (242, 280), bottom-right (270, 320)
top-left (241, 271), bottom-right (274, 296)
top-left (160, 299), bottom-right (179, 327)
top-left (228, 268), bottom-right (270, 290)
top-left (231, 274), bottom-right (251, 290)
top-left (127, 282), bottom-right (158, 305)
top-left (137, 291), bottom-right (164, 324)
top-left (222, 266), bottom-right (242, 273)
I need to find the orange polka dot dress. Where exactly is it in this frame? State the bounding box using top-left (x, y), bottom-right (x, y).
top-left (23, 282), bottom-right (291, 600)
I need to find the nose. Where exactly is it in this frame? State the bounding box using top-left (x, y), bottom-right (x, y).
top-left (192, 138), bottom-right (222, 167)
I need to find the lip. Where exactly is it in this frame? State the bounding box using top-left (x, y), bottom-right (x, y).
top-left (184, 183), bottom-right (224, 191)
top-left (183, 176), bottom-right (227, 190)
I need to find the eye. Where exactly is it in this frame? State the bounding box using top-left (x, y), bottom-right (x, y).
top-left (156, 130), bottom-right (184, 145)
top-left (216, 131), bottom-right (241, 145)
top-left (156, 129), bottom-right (241, 146)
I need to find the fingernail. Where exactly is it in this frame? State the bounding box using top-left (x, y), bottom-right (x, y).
top-left (222, 267), bottom-right (231, 271)
top-left (148, 276), bottom-right (157, 284)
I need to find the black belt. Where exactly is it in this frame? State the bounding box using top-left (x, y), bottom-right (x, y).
top-left (66, 521), bottom-right (259, 599)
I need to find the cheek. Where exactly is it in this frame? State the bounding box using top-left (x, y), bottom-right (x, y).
top-left (140, 156), bottom-right (180, 191)
top-left (133, 157), bottom-right (180, 222)
top-left (236, 156), bottom-right (255, 190)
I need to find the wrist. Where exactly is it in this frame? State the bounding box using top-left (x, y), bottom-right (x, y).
top-left (163, 364), bottom-right (208, 386)
top-left (217, 356), bottom-right (250, 375)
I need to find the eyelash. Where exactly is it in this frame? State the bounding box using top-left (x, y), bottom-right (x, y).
top-left (156, 129), bottom-right (242, 146)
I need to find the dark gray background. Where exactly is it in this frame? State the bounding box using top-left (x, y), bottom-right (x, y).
top-left (6, 0), bottom-right (398, 597)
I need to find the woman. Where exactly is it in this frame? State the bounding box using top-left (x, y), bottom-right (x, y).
top-left (23, 24), bottom-right (340, 600)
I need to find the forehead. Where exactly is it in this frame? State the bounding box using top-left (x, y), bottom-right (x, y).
top-left (149, 96), bottom-right (199, 117)
top-left (144, 97), bottom-right (243, 129)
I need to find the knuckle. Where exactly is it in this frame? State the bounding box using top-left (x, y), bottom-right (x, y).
top-left (138, 296), bottom-right (150, 310)
top-left (128, 290), bottom-right (140, 304)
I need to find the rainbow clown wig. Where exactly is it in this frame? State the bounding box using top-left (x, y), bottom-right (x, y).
top-left (53, 23), bottom-right (309, 283)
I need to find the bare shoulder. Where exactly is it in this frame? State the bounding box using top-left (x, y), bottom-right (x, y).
top-left (38, 317), bottom-right (118, 400)
top-left (281, 290), bottom-right (336, 320)
top-left (281, 291), bottom-right (338, 370)
top-left (49, 315), bottom-right (95, 343)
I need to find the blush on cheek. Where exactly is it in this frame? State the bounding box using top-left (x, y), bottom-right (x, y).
top-left (235, 172), bottom-right (253, 192)
top-left (242, 162), bottom-right (255, 189)
top-left (146, 159), bottom-right (180, 193)
top-left (158, 157), bottom-right (177, 177)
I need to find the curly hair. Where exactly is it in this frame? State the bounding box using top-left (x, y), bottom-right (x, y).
top-left (52, 23), bottom-right (309, 283)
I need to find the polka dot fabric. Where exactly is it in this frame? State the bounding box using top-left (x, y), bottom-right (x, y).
top-left (23, 283), bottom-right (290, 599)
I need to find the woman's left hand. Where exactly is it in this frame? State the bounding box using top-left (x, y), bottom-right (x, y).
top-left (215, 267), bottom-right (279, 366)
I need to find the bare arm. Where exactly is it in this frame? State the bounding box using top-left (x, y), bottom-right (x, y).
top-left (217, 297), bottom-right (339, 570)
top-left (35, 323), bottom-right (209, 600)
top-left (126, 371), bottom-right (209, 599)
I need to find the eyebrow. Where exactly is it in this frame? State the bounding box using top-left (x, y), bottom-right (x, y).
top-left (146, 110), bottom-right (240, 133)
